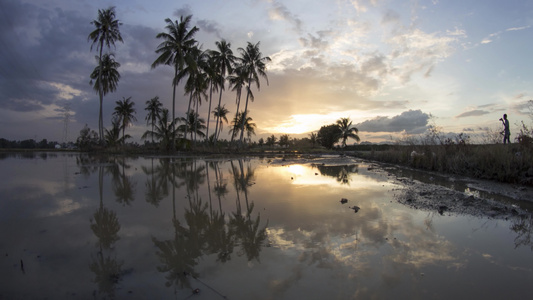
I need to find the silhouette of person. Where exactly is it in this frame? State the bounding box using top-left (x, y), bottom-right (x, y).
top-left (501, 114), bottom-right (510, 144)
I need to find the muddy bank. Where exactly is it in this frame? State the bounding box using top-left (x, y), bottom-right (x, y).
top-left (270, 154), bottom-right (533, 220)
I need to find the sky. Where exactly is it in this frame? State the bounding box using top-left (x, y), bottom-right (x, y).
top-left (1, 0), bottom-right (532, 144)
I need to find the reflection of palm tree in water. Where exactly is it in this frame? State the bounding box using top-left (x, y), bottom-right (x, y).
top-left (142, 157), bottom-right (168, 207)
top-left (89, 164), bottom-right (124, 298)
top-left (229, 159), bottom-right (268, 261)
top-left (313, 164), bottom-right (359, 185)
top-left (510, 215), bottom-right (533, 250)
top-left (112, 157), bottom-right (136, 206)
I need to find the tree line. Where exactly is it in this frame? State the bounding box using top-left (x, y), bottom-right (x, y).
top-left (87, 7), bottom-right (271, 151)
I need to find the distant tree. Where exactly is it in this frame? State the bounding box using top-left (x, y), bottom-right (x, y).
top-left (336, 117), bottom-right (360, 147)
top-left (266, 134), bottom-right (277, 146)
top-left (104, 117), bottom-right (122, 147)
top-left (317, 124), bottom-right (342, 149)
top-left (279, 134), bottom-right (290, 148)
top-left (113, 97), bottom-right (137, 144)
top-left (77, 124), bottom-right (99, 150)
top-left (308, 132), bottom-right (318, 148)
top-left (88, 6), bottom-right (123, 141)
top-left (258, 137), bottom-right (264, 147)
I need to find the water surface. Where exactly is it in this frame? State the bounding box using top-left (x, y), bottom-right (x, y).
top-left (0, 152), bottom-right (532, 299)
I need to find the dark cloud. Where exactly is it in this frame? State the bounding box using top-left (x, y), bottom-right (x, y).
top-left (455, 110), bottom-right (489, 118)
top-left (196, 19), bottom-right (222, 38)
top-left (269, 1), bottom-right (303, 33)
top-left (355, 110), bottom-right (430, 134)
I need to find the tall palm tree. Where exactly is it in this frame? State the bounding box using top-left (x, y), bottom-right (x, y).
top-left (152, 16), bottom-right (199, 149)
top-left (227, 66), bottom-right (249, 145)
top-left (212, 104), bottom-right (229, 141)
top-left (210, 40), bottom-right (236, 144)
top-left (144, 96), bottom-right (163, 144)
top-left (113, 97), bottom-right (137, 144)
top-left (203, 53), bottom-right (220, 143)
top-left (89, 52), bottom-right (121, 141)
top-left (88, 7), bottom-right (123, 142)
top-left (237, 42), bottom-right (271, 145)
top-left (336, 117), bottom-right (360, 147)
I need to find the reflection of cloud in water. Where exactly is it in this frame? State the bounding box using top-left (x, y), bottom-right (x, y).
top-left (47, 198), bottom-right (81, 216)
top-left (265, 200), bottom-right (461, 291)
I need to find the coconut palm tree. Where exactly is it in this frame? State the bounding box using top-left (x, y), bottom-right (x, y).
top-left (152, 16), bottom-right (199, 149)
top-left (203, 53), bottom-right (221, 143)
top-left (104, 116), bottom-right (122, 147)
top-left (210, 40), bottom-right (236, 144)
top-left (230, 111), bottom-right (256, 144)
top-left (88, 7), bottom-right (123, 142)
top-left (178, 110), bottom-right (206, 141)
top-left (212, 104), bottom-right (229, 141)
top-left (144, 96), bottom-right (163, 144)
top-left (227, 66), bottom-right (250, 145)
top-left (113, 97), bottom-right (137, 144)
top-left (89, 52), bottom-right (121, 141)
top-left (141, 108), bottom-right (180, 151)
top-left (179, 46), bottom-right (207, 145)
top-left (237, 42), bottom-right (270, 145)
top-left (336, 117), bottom-right (360, 147)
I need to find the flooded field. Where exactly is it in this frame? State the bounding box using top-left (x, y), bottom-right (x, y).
top-left (0, 152), bottom-right (532, 299)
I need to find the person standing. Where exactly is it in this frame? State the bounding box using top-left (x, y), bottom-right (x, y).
top-left (501, 114), bottom-right (510, 144)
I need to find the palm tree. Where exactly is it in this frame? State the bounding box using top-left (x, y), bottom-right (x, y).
top-left (230, 111), bottom-right (256, 143)
top-left (104, 117), bottom-right (122, 147)
top-left (210, 40), bottom-right (236, 144)
top-left (88, 7), bottom-right (123, 142)
top-left (141, 108), bottom-right (180, 151)
top-left (203, 53), bottom-right (221, 143)
top-left (336, 117), bottom-right (360, 147)
top-left (237, 42), bottom-right (271, 145)
top-left (89, 52), bottom-right (121, 141)
top-left (113, 97), bottom-right (137, 144)
top-left (178, 110), bottom-right (206, 141)
top-left (227, 66), bottom-right (249, 145)
top-left (212, 104), bottom-right (229, 141)
top-left (152, 16), bottom-right (199, 149)
top-left (144, 96), bottom-right (163, 144)
top-left (179, 46), bottom-right (206, 145)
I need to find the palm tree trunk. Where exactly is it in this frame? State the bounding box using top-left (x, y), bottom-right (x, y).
top-left (171, 66), bottom-right (178, 151)
top-left (214, 76), bottom-right (224, 144)
top-left (230, 92), bottom-right (241, 145)
top-left (206, 83), bottom-right (213, 143)
top-left (239, 77), bottom-right (252, 146)
top-left (98, 44), bottom-right (104, 143)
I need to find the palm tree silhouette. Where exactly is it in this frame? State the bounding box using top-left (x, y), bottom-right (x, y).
top-left (144, 96), bottom-right (163, 144)
top-left (89, 52), bottom-right (121, 142)
top-left (152, 16), bottom-right (198, 150)
top-left (88, 7), bottom-right (123, 142)
top-left (212, 105), bottom-right (229, 141)
top-left (237, 42), bottom-right (271, 146)
top-left (228, 66), bottom-right (249, 146)
top-left (142, 108), bottom-right (180, 151)
top-left (230, 111), bottom-right (256, 143)
top-left (336, 117), bottom-right (360, 147)
top-left (113, 96), bottom-right (137, 145)
top-left (178, 110), bottom-right (206, 142)
top-left (211, 40), bottom-right (236, 144)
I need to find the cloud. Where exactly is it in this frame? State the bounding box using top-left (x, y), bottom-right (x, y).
top-left (268, 1), bottom-right (303, 33)
top-left (455, 110), bottom-right (490, 118)
top-left (355, 110), bottom-right (430, 133)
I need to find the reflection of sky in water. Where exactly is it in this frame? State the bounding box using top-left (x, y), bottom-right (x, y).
top-left (0, 153), bottom-right (531, 299)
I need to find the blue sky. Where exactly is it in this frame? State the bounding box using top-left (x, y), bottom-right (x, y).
top-left (0, 0), bottom-right (532, 143)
